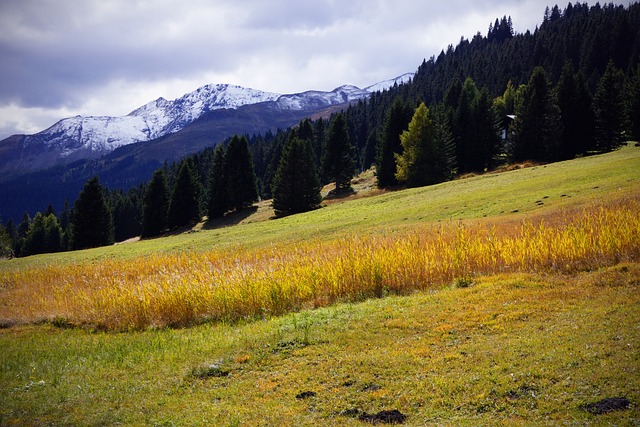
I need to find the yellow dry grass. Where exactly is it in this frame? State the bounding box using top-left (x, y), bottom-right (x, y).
top-left (1, 198), bottom-right (638, 331)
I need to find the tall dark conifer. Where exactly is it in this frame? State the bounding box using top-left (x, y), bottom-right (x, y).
top-left (510, 67), bottom-right (561, 162)
top-left (556, 63), bottom-right (594, 159)
top-left (167, 161), bottom-right (201, 229)
top-left (271, 136), bottom-right (322, 217)
top-left (141, 169), bottom-right (169, 237)
top-left (376, 97), bottom-right (414, 188)
top-left (207, 144), bottom-right (227, 219)
top-left (593, 61), bottom-right (628, 152)
top-left (71, 176), bottom-right (114, 250)
top-left (628, 65), bottom-right (640, 141)
top-left (223, 135), bottom-right (259, 211)
top-left (322, 113), bottom-right (355, 191)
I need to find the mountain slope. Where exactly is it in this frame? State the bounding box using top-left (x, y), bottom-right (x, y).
top-left (0, 75), bottom-right (413, 181)
top-left (0, 74), bottom-right (413, 222)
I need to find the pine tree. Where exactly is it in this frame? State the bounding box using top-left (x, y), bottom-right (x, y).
top-left (71, 176), bottom-right (114, 250)
top-left (510, 67), bottom-right (561, 162)
top-left (271, 136), bottom-right (322, 217)
top-left (43, 213), bottom-right (62, 253)
top-left (223, 135), bottom-right (259, 211)
top-left (431, 104), bottom-right (457, 182)
top-left (593, 61), bottom-right (628, 152)
top-left (472, 87), bottom-right (501, 171)
top-left (396, 102), bottom-right (454, 187)
top-left (0, 220), bottom-right (12, 258)
top-left (206, 144), bottom-right (227, 219)
top-left (167, 160), bottom-right (201, 229)
top-left (322, 113), bottom-right (355, 192)
top-left (628, 65), bottom-right (640, 141)
top-left (454, 78), bottom-right (480, 173)
top-left (556, 63), bottom-right (595, 159)
top-left (376, 97), bottom-right (414, 188)
top-left (141, 169), bottom-right (169, 237)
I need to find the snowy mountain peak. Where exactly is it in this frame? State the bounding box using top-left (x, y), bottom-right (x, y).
top-left (15, 73), bottom-right (414, 161)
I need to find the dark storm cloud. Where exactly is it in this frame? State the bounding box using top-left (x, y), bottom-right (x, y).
top-left (0, 0), bottom-right (555, 139)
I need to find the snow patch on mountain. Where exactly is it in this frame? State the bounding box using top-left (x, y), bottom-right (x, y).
top-left (22, 75), bottom-right (412, 159)
top-left (365, 72), bottom-right (414, 93)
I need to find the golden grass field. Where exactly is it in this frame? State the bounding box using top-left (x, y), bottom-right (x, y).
top-left (0, 144), bottom-right (639, 425)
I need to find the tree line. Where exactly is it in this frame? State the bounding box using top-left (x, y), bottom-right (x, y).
top-left (2, 2), bottom-right (639, 257)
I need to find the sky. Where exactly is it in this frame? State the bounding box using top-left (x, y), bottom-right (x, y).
top-left (0, 0), bottom-right (558, 140)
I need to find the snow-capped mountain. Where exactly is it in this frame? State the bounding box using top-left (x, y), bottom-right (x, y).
top-left (14, 74), bottom-right (412, 159)
top-left (31, 84), bottom-right (283, 157)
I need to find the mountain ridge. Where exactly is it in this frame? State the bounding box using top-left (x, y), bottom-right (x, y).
top-left (0, 73), bottom-right (413, 181)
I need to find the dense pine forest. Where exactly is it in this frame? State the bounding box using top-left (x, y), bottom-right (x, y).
top-left (2, 2), bottom-right (639, 257)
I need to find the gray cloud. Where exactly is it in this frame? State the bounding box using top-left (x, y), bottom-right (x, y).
top-left (0, 0), bottom-right (556, 139)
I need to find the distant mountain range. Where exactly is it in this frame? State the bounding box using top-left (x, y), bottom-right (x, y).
top-left (0, 73), bottom-right (413, 221)
top-left (0, 74), bottom-right (412, 179)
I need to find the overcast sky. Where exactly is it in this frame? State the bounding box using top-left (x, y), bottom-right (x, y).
top-left (0, 0), bottom-right (559, 140)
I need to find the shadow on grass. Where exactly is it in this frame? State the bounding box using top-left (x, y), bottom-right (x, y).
top-left (203, 206), bottom-right (259, 230)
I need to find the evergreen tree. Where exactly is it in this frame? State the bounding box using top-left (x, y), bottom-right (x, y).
top-left (0, 219), bottom-right (13, 258)
top-left (23, 212), bottom-right (47, 256)
top-left (322, 113), bottom-right (356, 191)
top-left (593, 61), bottom-right (628, 152)
top-left (430, 104), bottom-right (458, 183)
top-left (23, 212), bottom-right (62, 256)
top-left (45, 213), bottom-right (62, 253)
top-left (395, 102), bottom-right (454, 187)
top-left (454, 78), bottom-right (480, 173)
top-left (556, 63), bottom-right (595, 159)
top-left (223, 135), bottom-right (259, 211)
top-left (71, 176), bottom-right (114, 250)
top-left (510, 67), bottom-right (561, 162)
top-left (18, 212), bottom-right (30, 240)
top-left (376, 97), bottom-right (414, 188)
top-left (472, 87), bottom-right (502, 171)
top-left (141, 169), bottom-right (169, 237)
top-left (628, 65), bottom-right (640, 141)
top-left (5, 219), bottom-right (18, 257)
top-left (206, 144), bottom-right (227, 219)
top-left (271, 136), bottom-right (322, 217)
top-left (167, 160), bottom-right (201, 229)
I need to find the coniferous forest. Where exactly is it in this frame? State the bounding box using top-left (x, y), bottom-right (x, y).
top-left (2, 2), bottom-right (639, 257)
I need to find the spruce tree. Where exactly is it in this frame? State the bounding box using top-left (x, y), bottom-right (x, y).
top-left (71, 176), bottom-right (114, 250)
top-left (472, 87), bottom-right (501, 171)
top-left (593, 61), bottom-right (627, 152)
top-left (141, 169), bottom-right (169, 237)
top-left (395, 102), bottom-right (454, 187)
top-left (223, 135), bottom-right (259, 211)
top-left (454, 78), bottom-right (480, 173)
top-left (556, 63), bottom-right (595, 159)
top-left (510, 67), bottom-right (561, 162)
top-left (376, 97), bottom-right (414, 188)
top-left (0, 220), bottom-right (12, 258)
top-left (628, 65), bottom-right (640, 141)
top-left (322, 113), bottom-right (355, 192)
top-left (206, 144), bottom-right (227, 219)
top-left (167, 160), bottom-right (201, 229)
top-left (271, 136), bottom-right (322, 217)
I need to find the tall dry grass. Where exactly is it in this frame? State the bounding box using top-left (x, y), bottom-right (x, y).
top-left (1, 199), bottom-right (638, 331)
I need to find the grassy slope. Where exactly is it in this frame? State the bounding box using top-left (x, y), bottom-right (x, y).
top-left (2, 143), bottom-right (639, 271)
top-left (1, 145), bottom-right (639, 425)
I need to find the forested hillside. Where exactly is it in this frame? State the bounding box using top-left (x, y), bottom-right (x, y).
top-left (2, 2), bottom-right (639, 258)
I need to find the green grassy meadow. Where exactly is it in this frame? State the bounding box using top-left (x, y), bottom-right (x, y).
top-left (1, 144), bottom-right (639, 425)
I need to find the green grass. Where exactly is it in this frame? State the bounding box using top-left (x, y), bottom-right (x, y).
top-left (1, 265), bottom-right (638, 425)
top-left (2, 143), bottom-right (639, 272)
top-left (1, 144), bottom-right (639, 425)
